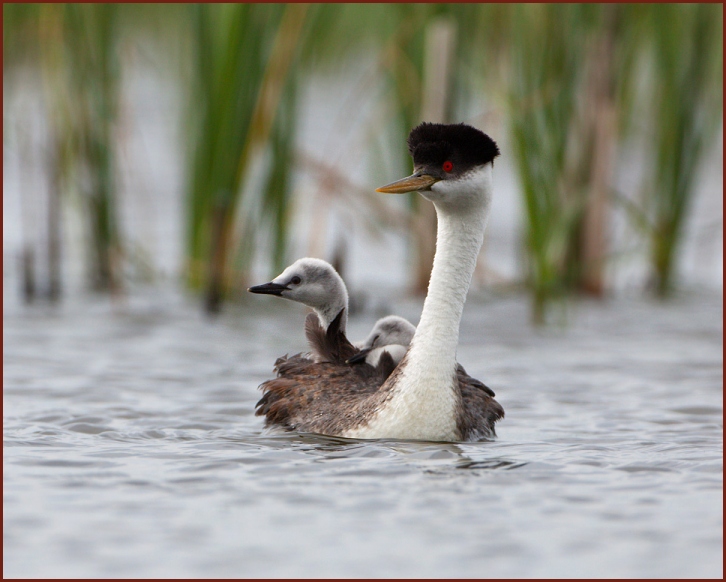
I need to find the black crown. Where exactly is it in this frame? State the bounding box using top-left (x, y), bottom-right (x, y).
top-left (407, 122), bottom-right (499, 169)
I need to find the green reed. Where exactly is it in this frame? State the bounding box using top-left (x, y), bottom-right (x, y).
top-left (4, 4), bottom-right (722, 317)
top-left (184, 4), bottom-right (309, 312)
top-left (645, 4), bottom-right (723, 297)
top-left (505, 5), bottom-right (599, 322)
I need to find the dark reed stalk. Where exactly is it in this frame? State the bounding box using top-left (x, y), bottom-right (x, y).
top-left (43, 3), bottom-right (123, 293)
top-left (46, 139), bottom-right (62, 302)
top-left (578, 6), bottom-right (619, 297)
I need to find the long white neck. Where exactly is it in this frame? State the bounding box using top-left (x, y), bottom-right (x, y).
top-left (409, 202), bottom-right (488, 375)
top-left (345, 164), bottom-right (492, 441)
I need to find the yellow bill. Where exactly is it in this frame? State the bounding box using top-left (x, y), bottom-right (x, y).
top-left (375, 174), bottom-right (439, 194)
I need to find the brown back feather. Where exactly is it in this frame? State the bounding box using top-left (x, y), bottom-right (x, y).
top-left (374, 350), bottom-right (397, 380)
top-left (304, 309), bottom-right (358, 363)
top-left (256, 313), bottom-right (504, 440)
top-left (456, 363), bottom-right (495, 397)
top-left (456, 366), bottom-right (504, 440)
top-left (255, 353), bottom-right (393, 434)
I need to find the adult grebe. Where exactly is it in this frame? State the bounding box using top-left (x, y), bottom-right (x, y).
top-left (256, 122), bottom-right (504, 441)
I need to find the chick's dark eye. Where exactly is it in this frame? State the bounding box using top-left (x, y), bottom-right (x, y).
top-left (291, 276), bottom-right (302, 285)
top-left (443, 161), bottom-right (453, 173)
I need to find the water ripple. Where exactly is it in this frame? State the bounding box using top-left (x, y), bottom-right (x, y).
top-left (3, 293), bottom-right (723, 578)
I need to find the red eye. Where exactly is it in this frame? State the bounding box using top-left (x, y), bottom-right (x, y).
top-left (443, 161), bottom-right (453, 172)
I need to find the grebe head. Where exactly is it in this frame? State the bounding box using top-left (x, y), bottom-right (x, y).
top-left (248, 257), bottom-right (348, 315)
top-left (346, 315), bottom-right (416, 366)
top-left (362, 315), bottom-right (416, 350)
top-left (376, 122), bottom-right (499, 213)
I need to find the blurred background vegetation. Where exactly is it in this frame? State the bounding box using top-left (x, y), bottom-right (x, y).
top-left (3, 3), bottom-right (723, 323)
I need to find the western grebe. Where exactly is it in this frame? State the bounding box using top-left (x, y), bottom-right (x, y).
top-left (256, 122), bottom-right (504, 441)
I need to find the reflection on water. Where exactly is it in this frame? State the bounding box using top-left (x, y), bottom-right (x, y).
top-left (3, 288), bottom-right (723, 577)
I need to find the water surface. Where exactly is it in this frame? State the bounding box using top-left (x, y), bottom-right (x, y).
top-left (3, 289), bottom-right (723, 577)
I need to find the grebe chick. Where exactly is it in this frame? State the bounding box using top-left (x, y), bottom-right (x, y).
top-left (348, 315), bottom-right (496, 398)
top-left (347, 315), bottom-right (415, 367)
top-left (248, 257), bottom-right (349, 333)
top-left (250, 258), bottom-right (411, 368)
